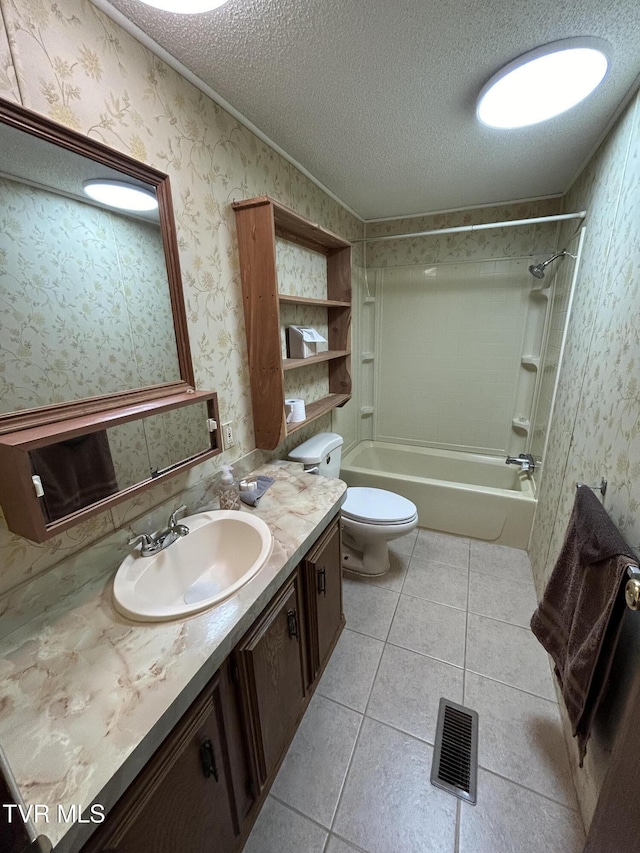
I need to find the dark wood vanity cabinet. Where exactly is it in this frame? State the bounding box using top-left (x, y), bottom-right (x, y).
top-left (303, 517), bottom-right (344, 680)
top-left (234, 569), bottom-right (308, 790)
top-left (82, 513), bottom-right (343, 853)
top-left (82, 664), bottom-right (244, 853)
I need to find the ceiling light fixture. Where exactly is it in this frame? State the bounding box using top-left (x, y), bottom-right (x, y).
top-left (83, 180), bottom-right (158, 212)
top-left (135, 0), bottom-right (229, 12)
top-left (477, 38), bottom-right (610, 129)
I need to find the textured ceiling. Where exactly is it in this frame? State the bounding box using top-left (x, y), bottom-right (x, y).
top-left (100, 0), bottom-right (640, 219)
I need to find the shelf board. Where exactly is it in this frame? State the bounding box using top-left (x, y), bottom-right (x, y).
top-left (283, 350), bottom-right (350, 370)
top-left (278, 294), bottom-right (351, 308)
top-left (232, 196), bottom-right (352, 253)
top-left (286, 394), bottom-right (351, 436)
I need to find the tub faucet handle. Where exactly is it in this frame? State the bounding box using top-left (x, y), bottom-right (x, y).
top-left (505, 453), bottom-right (535, 473)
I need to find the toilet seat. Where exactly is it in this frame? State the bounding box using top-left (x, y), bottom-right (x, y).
top-left (342, 487), bottom-right (417, 526)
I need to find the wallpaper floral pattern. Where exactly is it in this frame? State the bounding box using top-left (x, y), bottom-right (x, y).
top-left (365, 199), bottom-right (561, 267)
top-left (106, 401), bottom-right (211, 490)
top-left (0, 0), bottom-right (362, 598)
top-left (0, 8), bottom-right (18, 101)
top-left (276, 238), bottom-right (331, 404)
top-left (530, 95), bottom-right (640, 583)
top-left (528, 92), bottom-right (640, 826)
top-left (0, 177), bottom-right (178, 411)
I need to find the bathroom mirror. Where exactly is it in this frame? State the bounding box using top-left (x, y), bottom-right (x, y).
top-left (0, 391), bottom-right (221, 542)
top-left (0, 97), bottom-right (194, 434)
top-left (30, 401), bottom-right (214, 523)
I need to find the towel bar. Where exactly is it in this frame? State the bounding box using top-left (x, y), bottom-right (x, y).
top-left (576, 478), bottom-right (607, 499)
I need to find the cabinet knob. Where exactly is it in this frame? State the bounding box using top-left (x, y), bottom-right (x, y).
top-left (317, 566), bottom-right (327, 596)
top-left (199, 737), bottom-right (219, 781)
top-left (287, 608), bottom-right (299, 639)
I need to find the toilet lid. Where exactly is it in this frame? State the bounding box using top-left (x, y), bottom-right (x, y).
top-left (342, 487), bottom-right (417, 524)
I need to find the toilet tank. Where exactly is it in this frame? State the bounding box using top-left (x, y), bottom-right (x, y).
top-left (288, 432), bottom-right (343, 478)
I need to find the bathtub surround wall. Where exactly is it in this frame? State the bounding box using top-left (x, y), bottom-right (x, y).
top-left (0, 0), bottom-right (363, 600)
top-left (363, 200), bottom-right (562, 455)
top-left (333, 263), bottom-right (364, 453)
top-left (529, 243), bottom-right (580, 465)
top-left (529, 91), bottom-right (640, 829)
top-left (373, 259), bottom-right (544, 455)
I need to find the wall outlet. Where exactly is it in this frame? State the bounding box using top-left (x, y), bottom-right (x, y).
top-left (222, 422), bottom-right (235, 449)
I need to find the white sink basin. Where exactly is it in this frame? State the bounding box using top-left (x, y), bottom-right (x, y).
top-left (113, 511), bottom-right (273, 622)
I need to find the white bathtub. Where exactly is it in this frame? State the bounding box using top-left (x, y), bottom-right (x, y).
top-left (340, 441), bottom-right (536, 549)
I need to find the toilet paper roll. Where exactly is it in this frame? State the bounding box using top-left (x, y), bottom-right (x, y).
top-left (285, 398), bottom-right (306, 423)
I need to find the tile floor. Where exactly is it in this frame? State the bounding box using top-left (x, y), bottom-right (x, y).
top-left (244, 529), bottom-right (585, 853)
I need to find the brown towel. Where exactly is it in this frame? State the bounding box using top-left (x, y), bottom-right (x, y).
top-left (531, 486), bottom-right (638, 765)
top-left (30, 430), bottom-right (118, 523)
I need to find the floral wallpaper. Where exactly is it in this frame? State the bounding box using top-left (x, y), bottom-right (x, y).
top-left (0, 8), bottom-right (18, 102)
top-left (276, 237), bottom-right (330, 404)
top-left (365, 198), bottom-right (560, 268)
top-left (106, 401), bottom-right (211, 490)
top-left (529, 91), bottom-right (640, 827)
top-left (0, 176), bottom-right (179, 412)
top-left (276, 238), bottom-right (328, 298)
top-left (0, 0), bottom-right (362, 599)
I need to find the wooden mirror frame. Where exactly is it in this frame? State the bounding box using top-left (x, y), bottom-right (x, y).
top-left (0, 97), bottom-right (195, 436)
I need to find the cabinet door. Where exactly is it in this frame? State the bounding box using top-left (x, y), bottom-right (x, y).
top-left (83, 673), bottom-right (239, 853)
top-left (304, 516), bottom-right (344, 679)
top-left (235, 572), bottom-right (307, 787)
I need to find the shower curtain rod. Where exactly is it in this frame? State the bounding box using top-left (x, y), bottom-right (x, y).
top-left (353, 211), bottom-right (587, 244)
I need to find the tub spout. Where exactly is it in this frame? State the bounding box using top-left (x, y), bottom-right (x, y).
top-left (506, 454), bottom-right (536, 473)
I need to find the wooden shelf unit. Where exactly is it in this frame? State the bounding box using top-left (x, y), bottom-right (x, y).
top-left (233, 196), bottom-right (352, 450)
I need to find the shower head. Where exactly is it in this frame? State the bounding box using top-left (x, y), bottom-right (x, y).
top-left (529, 263), bottom-right (547, 279)
top-left (528, 250), bottom-right (570, 279)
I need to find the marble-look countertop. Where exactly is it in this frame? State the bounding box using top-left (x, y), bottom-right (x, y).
top-left (0, 462), bottom-right (346, 853)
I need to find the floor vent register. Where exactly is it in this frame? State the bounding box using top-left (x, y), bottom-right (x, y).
top-left (430, 698), bottom-right (479, 805)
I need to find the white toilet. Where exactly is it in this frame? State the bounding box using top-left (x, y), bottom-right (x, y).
top-left (289, 433), bottom-right (418, 575)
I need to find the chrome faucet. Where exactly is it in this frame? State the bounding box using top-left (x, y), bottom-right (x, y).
top-left (505, 453), bottom-right (536, 473)
top-left (128, 504), bottom-right (189, 557)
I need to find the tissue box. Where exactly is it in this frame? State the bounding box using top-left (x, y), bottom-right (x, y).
top-left (287, 326), bottom-right (328, 358)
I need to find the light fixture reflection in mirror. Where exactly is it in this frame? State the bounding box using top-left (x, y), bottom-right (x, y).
top-left (0, 173), bottom-right (177, 413)
top-left (83, 179), bottom-right (159, 212)
top-left (0, 103), bottom-right (189, 421)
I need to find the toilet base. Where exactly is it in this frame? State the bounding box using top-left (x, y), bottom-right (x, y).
top-left (341, 539), bottom-right (390, 576)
